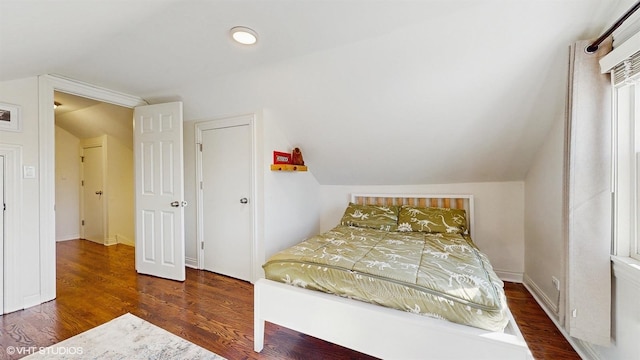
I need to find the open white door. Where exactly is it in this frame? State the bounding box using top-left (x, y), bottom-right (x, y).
top-left (134, 102), bottom-right (186, 281)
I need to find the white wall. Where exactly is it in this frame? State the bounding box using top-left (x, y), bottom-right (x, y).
top-left (262, 109), bottom-right (320, 260)
top-left (319, 182), bottom-right (525, 281)
top-left (523, 116), bottom-right (565, 317)
top-left (106, 135), bottom-right (134, 246)
top-left (0, 77), bottom-right (43, 312)
top-left (55, 126), bottom-right (81, 241)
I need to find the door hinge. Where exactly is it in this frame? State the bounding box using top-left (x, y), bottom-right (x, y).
top-left (81, 180), bottom-right (84, 186)
top-left (82, 220), bottom-right (85, 226)
top-left (200, 181), bottom-right (203, 190)
top-left (3, 203), bottom-right (5, 211)
top-left (201, 242), bottom-right (204, 250)
top-left (199, 143), bottom-right (203, 152)
top-left (81, 156), bottom-right (84, 162)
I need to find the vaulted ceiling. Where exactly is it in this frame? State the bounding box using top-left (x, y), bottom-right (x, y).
top-left (0, 0), bottom-right (633, 185)
top-left (54, 91), bottom-right (134, 149)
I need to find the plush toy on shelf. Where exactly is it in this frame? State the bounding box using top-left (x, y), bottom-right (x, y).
top-left (291, 147), bottom-right (305, 166)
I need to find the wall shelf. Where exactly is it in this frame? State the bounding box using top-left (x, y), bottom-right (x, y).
top-left (270, 164), bottom-right (307, 172)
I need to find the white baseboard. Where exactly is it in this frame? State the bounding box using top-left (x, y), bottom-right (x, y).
top-left (572, 340), bottom-right (601, 360)
top-left (523, 281), bottom-right (600, 360)
top-left (185, 257), bottom-right (198, 269)
top-left (495, 270), bottom-right (523, 283)
top-left (23, 294), bottom-right (44, 310)
top-left (56, 234), bottom-right (79, 242)
top-left (105, 236), bottom-right (117, 246)
top-left (84, 238), bottom-right (104, 245)
top-left (522, 274), bottom-right (558, 314)
top-left (115, 234), bottom-right (134, 247)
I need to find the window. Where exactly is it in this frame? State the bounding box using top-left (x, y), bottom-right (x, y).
top-left (612, 56), bottom-right (640, 261)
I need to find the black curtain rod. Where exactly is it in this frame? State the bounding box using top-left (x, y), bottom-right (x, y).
top-left (587, 0), bottom-right (640, 53)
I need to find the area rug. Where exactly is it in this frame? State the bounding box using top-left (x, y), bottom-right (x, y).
top-left (24, 313), bottom-right (226, 359)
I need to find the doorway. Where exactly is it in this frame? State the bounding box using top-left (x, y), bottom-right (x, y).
top-left (196, 115), bottom-right (254, 282)
top-left (38, 75), bottom-right (149, 302)
top-left (54, 91), bottom-right (134, 246)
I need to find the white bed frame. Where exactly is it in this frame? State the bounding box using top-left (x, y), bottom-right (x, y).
top-left (254, 194), bottom-right (532, 359)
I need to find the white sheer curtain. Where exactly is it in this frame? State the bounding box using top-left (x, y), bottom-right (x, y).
top-left (564, 38), bottom-right (612, 346)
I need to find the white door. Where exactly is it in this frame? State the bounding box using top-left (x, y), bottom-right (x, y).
top-left (81, 146), bottom-right (105, 244)
top-left (198, 117), bottom-right (253, 281)
top-left (0, 155), bottom-right (4, 313)
top-left (134, 102), bottom-right (186, 281)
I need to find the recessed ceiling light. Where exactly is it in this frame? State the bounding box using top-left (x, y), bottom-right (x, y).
top-left (230, 26), bottom-right (258, 45)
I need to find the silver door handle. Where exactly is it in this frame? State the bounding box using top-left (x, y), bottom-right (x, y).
top-left (240, 198), bottom-right (248, 204)
top-left (95, 191), bottom-right (103, 195)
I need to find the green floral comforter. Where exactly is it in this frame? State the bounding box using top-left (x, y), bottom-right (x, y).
top-left (263, 225), bottom-right (509, 332)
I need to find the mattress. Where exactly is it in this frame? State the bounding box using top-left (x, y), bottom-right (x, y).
top-left (263, 225), bottom-right (509, 332)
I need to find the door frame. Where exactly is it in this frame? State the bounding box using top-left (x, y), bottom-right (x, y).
top-left (194, 114), bottom-right (257, 281)
top-left (38, 74), bottom-right (147, 302)
top-left (0, 145), bottom-right (22, 313)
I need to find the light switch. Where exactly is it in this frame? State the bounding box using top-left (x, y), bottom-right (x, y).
top-left (23, 165), bottom-right (36, 179)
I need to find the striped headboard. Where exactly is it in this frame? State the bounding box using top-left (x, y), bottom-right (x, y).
top-left (350, 193), bottom-right (475, 239)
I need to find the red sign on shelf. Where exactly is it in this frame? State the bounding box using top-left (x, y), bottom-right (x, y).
top-left (273, 151), bottom-right (292, 164)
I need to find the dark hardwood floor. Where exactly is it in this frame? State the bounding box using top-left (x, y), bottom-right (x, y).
top-left (503, 283), bottom-right (581, 360)
top-left (0, 240), bottom-right (580, 359)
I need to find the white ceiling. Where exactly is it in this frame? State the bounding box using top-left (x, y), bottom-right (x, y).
top-left (0, 0), bottom-right (634, 185)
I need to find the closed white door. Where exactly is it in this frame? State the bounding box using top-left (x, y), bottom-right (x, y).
top-left (199, 118), bottom-right (252, 281)
top-left (82, 146), bottom-right (105, 244)
top-left (134, 102), bottom-right (186, 281)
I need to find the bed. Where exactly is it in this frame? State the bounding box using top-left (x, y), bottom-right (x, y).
top-left (254, 194), bottom-right (531, 359)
